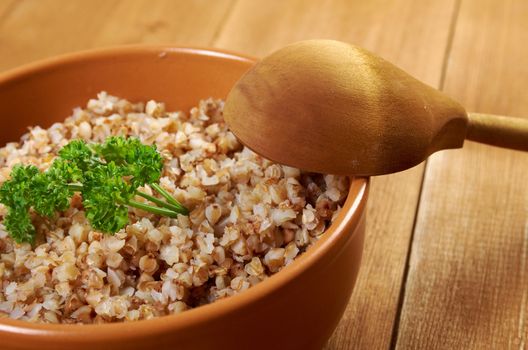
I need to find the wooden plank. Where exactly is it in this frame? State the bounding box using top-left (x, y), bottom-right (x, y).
top-left (0, 0), bottom-right (17, 23)
top-left (0, 0), bottom-right (234, 72)
top-left (214, 1), bottom-right (458, 348)
top-left (396, 0), bottom-right (528, 348)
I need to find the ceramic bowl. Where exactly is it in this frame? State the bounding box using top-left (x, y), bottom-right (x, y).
top-left (0, 46), bottom-right (368, 350)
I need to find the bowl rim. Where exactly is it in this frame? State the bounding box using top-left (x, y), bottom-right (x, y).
top-left (0, 45), bottom-right (369, 340)
top-left (0, 44), bottom-right (256, 86)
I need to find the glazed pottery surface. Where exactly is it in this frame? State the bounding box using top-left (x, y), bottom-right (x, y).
top-left (0, 46), bottom-right (368, 350)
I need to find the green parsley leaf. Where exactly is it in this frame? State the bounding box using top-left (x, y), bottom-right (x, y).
top-left (30, 159), bottom-right (75, 218)
top-left (0, 165), bottom-right (39, 243)
top-left (59, 139), bottom-right (98, 172)
top-left (97, 136), bottom-right (163, 187)
top-left (3, 208), bottom-right (35, 244)
top-left (82, 161), bottom-right (134, 233)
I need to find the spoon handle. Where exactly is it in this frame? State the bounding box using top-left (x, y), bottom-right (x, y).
top-left (466, 113), bottom-right (528, 151)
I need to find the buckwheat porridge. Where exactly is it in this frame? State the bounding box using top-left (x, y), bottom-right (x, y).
top-left (0, 92), bottom-right (348, 324)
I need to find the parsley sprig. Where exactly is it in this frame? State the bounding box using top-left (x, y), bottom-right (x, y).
top-left (0, 136), bottom-right (188, 243)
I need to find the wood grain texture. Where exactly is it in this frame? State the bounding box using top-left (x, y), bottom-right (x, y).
top-left (396, 0), bottom-right (528, 348)
top-left (0, 0), bottom-right (234, 72)
top-left (0, 0), bottom-right (18, 23)
top-left (214, 1), bottom-right (458, 348)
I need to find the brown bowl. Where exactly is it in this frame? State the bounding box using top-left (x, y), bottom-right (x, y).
top-left (0, 46), bottom-right (368, 350)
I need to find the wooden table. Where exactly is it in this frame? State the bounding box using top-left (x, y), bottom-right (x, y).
top-left (0, 1), bottom-right (526, 348)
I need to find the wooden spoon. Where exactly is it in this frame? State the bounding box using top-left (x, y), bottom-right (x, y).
top-left (223, 40), bottom-right (528, 175)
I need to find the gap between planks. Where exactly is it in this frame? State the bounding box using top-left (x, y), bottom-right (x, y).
top-left (209, 0), bottom-right (239, 47)
top-left (389, 0), bottom-right (463, 348)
